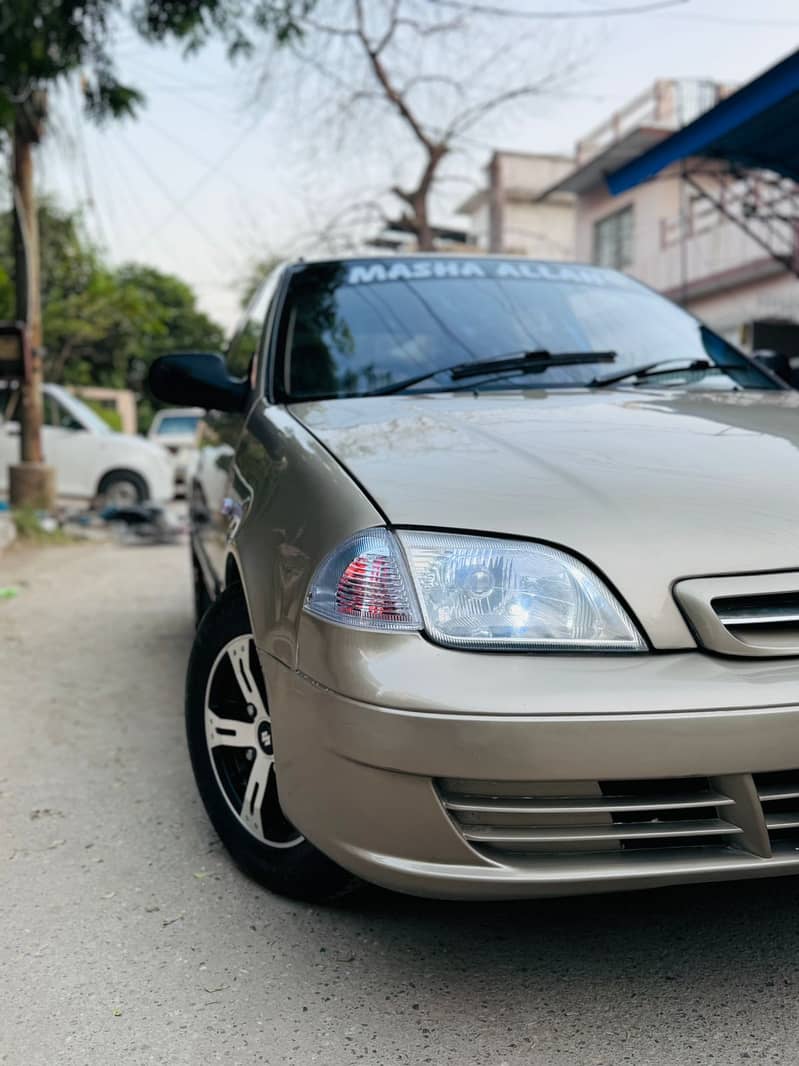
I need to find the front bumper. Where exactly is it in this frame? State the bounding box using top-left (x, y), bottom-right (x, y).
top-left (263, 652), bottom-right (799, 900)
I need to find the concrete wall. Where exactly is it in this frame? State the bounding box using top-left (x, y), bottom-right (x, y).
top-left (460, 152), bottom-right (575, 259)
top-left (575, 164), bottom-right (799, 342)
top-left (575, 172), bottom-right (681, 278)
top-left (687, 271), bottom-right (799, 343)
top-left (501, 199), bottom-right (575, 259)
top-left (499, 153), bottom-right (575, 194)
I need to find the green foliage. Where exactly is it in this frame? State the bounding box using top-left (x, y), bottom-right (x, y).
top-left (0, 201), bottom-right (227, 428)
top-left (0, 1), bottom-right (315, 139)
top-left (12, 507), bottom-right (75, 544)
top-left (239, 255), bottom-right (282, 310)
top-left (80, 398), bottom-right (124, 432)
top-left (0, 2), bottom-right (144, 134)
top-left (131, 0), bottom-right (317, 58)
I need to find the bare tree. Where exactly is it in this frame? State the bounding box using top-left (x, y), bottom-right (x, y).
top-left (257, 0), bottom-right (581, 250)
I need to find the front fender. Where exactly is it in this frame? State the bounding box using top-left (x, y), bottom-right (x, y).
top-left (231, 403), bottom-right (383, 670)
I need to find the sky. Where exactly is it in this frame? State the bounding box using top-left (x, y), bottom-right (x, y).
top-left (38, 0), bottom-right (799, 333)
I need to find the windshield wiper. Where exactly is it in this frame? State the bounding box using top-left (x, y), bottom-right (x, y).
top-left (591, 358), bottom-right (718, 388)
top-left (368, 350), bottom-right (617, 396)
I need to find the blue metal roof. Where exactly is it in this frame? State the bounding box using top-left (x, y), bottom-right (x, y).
top-left (607, 50), bottom-right (799, 194)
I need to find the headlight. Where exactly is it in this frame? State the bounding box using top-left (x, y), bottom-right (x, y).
top-left (398, 531), bottom-right (645, 651)
top-left (304, 528), bottom-right (645, 652)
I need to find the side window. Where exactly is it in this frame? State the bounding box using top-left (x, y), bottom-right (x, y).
top-left (43, 395), bottom-right (82, 430)
top-left (225, 269), bottom-right (282, 385)
top-left (1, 386), bottom-right (20, 423)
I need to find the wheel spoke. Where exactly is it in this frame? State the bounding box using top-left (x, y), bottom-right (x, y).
top-left (227, 638), bottom-right (269, 720)
top-left (239, 754), bottom-right (274, 839)
top-left (206, 711), bottom-right (256, 749)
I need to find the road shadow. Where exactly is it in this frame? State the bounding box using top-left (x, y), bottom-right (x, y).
top-left (315, 872), bottom-right (799, 1030)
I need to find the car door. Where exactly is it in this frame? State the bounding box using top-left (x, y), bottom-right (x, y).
top-left (195, 268), bottom-right (284, 588)
top-left (40, 391), bottom-right (99, 497)
top-left (0, 386), bottom-right (20, 494)
top-left (0, 387), bottom-right (100, 498)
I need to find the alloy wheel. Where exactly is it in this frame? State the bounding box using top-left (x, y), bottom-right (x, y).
top-left (204, 635), bottom-right (303, 848)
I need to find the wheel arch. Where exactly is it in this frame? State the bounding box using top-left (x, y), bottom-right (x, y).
top-left (223, 548), bottom-right (259, 638)
top-left (225, 552), bottom-right (243, 591)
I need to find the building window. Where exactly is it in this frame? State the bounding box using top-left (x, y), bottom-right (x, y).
top-left (593, 206), bottom-right (634, 270)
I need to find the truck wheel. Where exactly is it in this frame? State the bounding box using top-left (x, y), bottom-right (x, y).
top-left (96, 470), bottom-right (148, 508)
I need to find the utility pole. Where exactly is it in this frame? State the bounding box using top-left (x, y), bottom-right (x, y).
top-left (8, 92), bottom-right (55, 510)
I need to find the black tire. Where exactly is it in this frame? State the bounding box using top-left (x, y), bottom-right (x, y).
top-left (96, 469), bottom-right (148, 508)
top-left (191, 548), bottom-right (212, 629)
top-left (185, 584), bottom-right (358, 902)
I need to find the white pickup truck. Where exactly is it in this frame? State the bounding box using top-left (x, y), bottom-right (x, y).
top-left (0, 383), bottom-right (174, 507)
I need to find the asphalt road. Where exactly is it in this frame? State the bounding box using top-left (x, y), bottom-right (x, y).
top-left (3, 538), bottom-right (799, 1065)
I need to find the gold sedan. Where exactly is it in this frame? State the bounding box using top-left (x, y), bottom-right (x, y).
top-left (149, 255), bottom-right (799, 902)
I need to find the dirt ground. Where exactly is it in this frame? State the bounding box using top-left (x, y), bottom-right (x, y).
top-left (3, 538), bottom-right (799, 1065)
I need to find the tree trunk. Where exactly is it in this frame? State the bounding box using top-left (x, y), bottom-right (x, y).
top-left (12, 116), bottom-right (44, 465)
top-left (414, 198), bottom-right (435, 251)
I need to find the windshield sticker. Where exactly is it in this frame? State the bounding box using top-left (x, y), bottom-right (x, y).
top-left (345, 260), bottom-right (631, 288)
top-left (347, 260), bottom-right (486, 284)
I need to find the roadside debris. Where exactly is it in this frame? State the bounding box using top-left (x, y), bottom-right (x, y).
top-left (98, 503), bottom-right (185, 545)
top-left (1, 501), bottom-right (187, 546)
top-left (8, 508), bottom-right (74, 545)
top-left (0, 500), bottom-right (16, 552)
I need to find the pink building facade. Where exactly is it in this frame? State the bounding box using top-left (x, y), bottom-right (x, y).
top-left (546, 79), bottom-right (799, 349)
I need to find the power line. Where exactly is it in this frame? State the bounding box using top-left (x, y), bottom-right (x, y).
top-left (114, 130), bottom-right (234, 270)
top-left (104, 131), bottom-right (155, 225)
top-left (135, 114), bottom-right (265, 251)
top-left (68, 79), bottom-right (113, 250)
top-left (660, 11), bottom-right (799, 25)
top-left (427, 0), bottom-right (689, 19)
top-left (141, 115), bottom-right (265, 203)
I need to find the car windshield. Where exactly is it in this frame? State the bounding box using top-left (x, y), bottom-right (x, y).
top-left (48, 388), bottom-right (113, 434)
top-left (154, 415), bottom-right (201, 435)
top-left (278, 258), bottom-right (776, 400)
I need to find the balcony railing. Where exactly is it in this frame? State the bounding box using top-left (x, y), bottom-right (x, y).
top-left (576, 79), bottom-right (726, 165)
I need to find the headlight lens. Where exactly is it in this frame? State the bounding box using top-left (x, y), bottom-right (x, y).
top-left (398, 531), bottom-right (645, 650)
top-left (304, 528), bottom-right (645, 651)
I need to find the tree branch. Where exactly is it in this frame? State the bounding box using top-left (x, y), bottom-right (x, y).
top-left (352, 0), bottom-right (438, 154)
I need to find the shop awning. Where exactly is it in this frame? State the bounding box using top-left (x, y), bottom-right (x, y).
top-left (608, 49), bottom-right (799, 193)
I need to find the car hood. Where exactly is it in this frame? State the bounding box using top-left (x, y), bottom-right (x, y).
top-left (291, 388), bottom-right (799, 649)
top-left (101, 433), bottom-right (171, 462)
top-left (148, 434), bottom-right (197, 448)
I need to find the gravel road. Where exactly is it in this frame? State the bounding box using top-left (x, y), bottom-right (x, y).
top-left (2, 539), bottom-right (799, 1065)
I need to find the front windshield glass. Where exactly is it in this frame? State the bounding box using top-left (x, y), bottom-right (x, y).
top-left (278, 258), bottom-right (776, 400)
top-left (52, 389), bottom-right (112, 434)
top-left (154, 415), bottom-right (201, 436)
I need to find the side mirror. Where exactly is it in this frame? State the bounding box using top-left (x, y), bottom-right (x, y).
top-left (752, 349), bottom-right (792, 385)
top-left (148, 352), bottom-right (249, 413)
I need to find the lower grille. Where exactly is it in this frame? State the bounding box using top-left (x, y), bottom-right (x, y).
top-left (438, 777), bottom-right (742, 857)
top-left (755, 770), bottom-right (799, 843)
top-left (674, 572), bottom-right (799, 657)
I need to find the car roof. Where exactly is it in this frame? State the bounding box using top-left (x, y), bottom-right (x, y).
top-left (284, 252), bottom-right (613, 270)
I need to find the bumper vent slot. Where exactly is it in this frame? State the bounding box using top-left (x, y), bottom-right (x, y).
top-left (755, 770), bottom-right (799, 842)
top-left (438, 777), bottom-right (740, 857)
